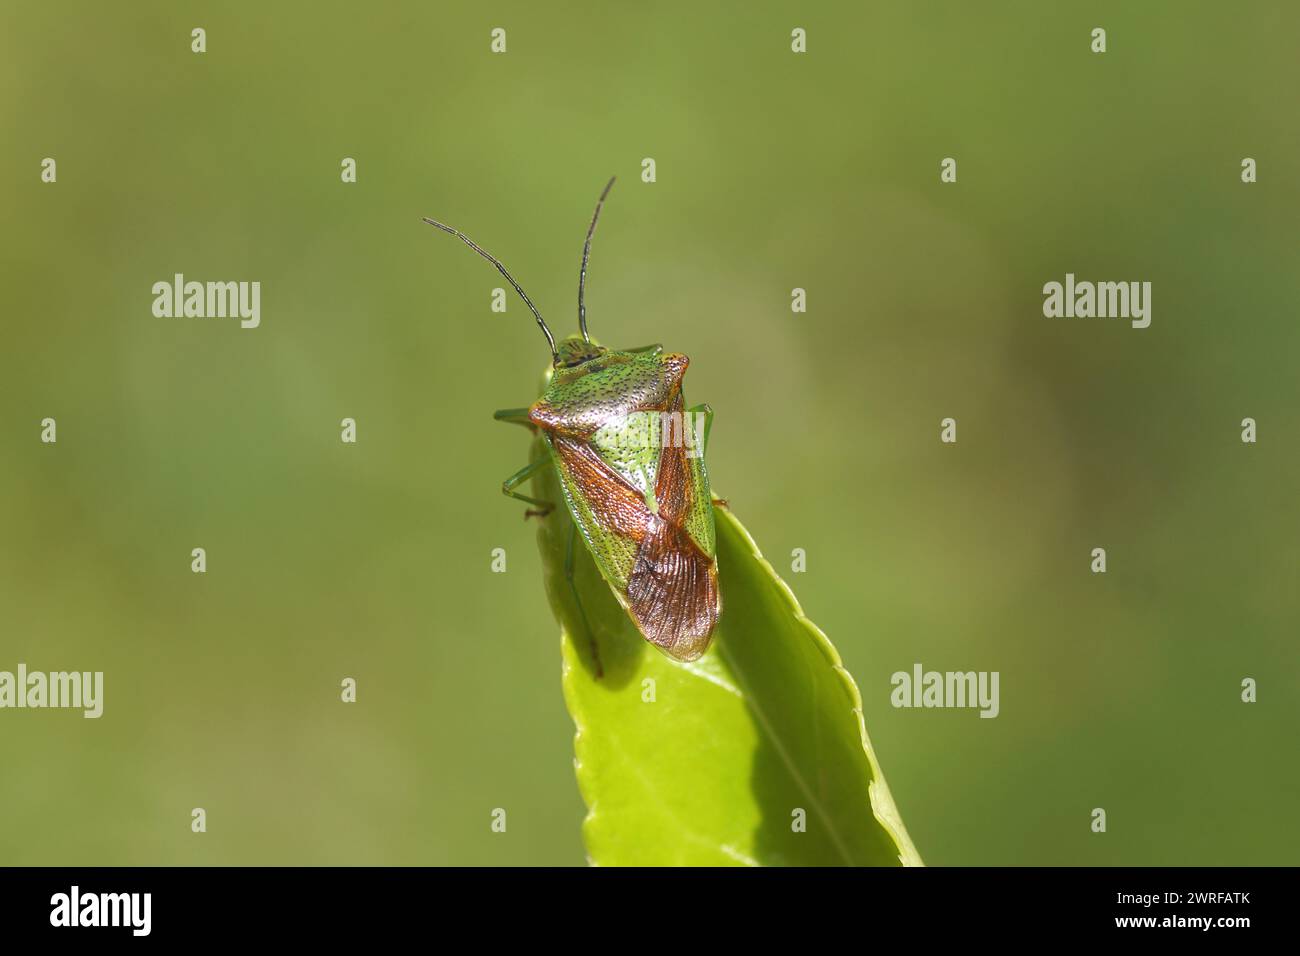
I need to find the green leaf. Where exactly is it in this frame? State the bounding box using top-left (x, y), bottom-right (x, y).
top-left (532, 445), bottom-right (923, 866)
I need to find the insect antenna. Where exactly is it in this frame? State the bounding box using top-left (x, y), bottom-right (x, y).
top-left (423, 216), bottom-right (558, 364)
top-left (578, 176), bottom-right (617, 344)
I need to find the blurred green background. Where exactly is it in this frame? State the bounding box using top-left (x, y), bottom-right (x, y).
top-left (2, 0), bottom-right (1297, 865)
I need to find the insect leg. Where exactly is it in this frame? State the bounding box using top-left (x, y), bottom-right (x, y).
top-left (502, 456), bottom-right (554, 516)
top-left (621, 343), bottom-right (663, 355)
top-left (564, 522), bottom-right (604, 678)
top-left (493, 407), bottom-right (535, 430)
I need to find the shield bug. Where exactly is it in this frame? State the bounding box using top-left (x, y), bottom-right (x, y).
top-left (424, 178), bottom-right (721, 668)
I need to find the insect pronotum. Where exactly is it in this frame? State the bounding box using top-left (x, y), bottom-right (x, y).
top-left (424, 178), bottom-right (722, 670)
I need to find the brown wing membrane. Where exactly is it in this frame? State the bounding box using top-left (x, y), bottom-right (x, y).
top-left (625, 515), bottom-right (719, 661)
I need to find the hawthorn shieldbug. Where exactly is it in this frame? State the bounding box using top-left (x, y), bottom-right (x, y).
top-left (424, 178), bottom-right (722, 667)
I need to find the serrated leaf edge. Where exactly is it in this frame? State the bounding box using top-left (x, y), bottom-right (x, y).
top-left (713, 506), bottom-right (924, 867)
top-left (559, 504), bottom-right (924, 867)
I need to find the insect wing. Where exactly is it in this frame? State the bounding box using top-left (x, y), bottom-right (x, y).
top-left (623, 395), bottom-right (720, 660)
top-left (547, 433), bottom-right (649, 595)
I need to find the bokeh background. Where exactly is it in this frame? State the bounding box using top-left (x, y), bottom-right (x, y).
top-left (2, 1), bottom-right (1297, 865)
